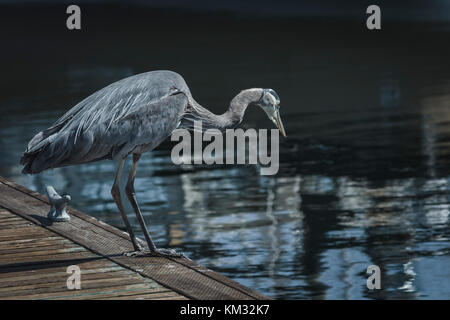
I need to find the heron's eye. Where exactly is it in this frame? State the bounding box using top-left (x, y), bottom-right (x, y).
top-left (268, 89), bottom-right (279, 101)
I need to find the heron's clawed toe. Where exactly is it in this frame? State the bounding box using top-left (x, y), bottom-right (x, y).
top-left (153, 248), bottom-right (186, 258)
top-left (123, 250), bottom-right (148, 257)
top-left (133, 241), bottom-right (146, 252)
top-left (123, 248), bottom-right (185, 258)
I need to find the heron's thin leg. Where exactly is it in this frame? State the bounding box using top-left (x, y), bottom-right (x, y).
top-left (125, 154), bottom-right (157, 252)
top-left (124, 154), bottom-right (184, 258)
top-left (111, 158), bottom-right (142, 251)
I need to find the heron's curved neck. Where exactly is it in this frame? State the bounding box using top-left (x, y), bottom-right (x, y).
top-left (224, 88), bottom-right (264, 126)
top-left (182, 88), bottom-right (263, 131)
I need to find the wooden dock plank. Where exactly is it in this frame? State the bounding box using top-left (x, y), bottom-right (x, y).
top-left (98, 291), bottom-right (188, 300)
top-left (4, 284), bottom-right (174, 300)
top-left (0, 176), bottom-right (270, 300)
top-left (0, 210), bottom-right (185, 300)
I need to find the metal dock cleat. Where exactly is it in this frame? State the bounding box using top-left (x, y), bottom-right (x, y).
top-left (46, 186), bottom-right (71, 222)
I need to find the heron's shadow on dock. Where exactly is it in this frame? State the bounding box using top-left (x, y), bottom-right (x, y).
top-left (27, 214), bottom-right (131, 260)
top-left (29, 214), bottom-right (54, 227)
top-left (0, 256), bottom-right (104, 274)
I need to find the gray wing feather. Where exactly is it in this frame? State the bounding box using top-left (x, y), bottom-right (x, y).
top-left (21, 71), bottom-right (191, 174)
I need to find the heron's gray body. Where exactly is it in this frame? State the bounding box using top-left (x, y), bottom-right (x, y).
top-left (20, 70), bottom-right (283, 257)
top-left (21, 70), bottom-right (192, 173)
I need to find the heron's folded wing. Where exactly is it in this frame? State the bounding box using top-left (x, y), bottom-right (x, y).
top-left (65, 91), bottom-right (186, 160)
top-left (110, 91), bottom-right (189, 147)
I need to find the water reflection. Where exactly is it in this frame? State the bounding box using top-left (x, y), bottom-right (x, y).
top-left (2, 120), bottom-right (450, 298)
top-left (1, 15), bottom-right (450, 299)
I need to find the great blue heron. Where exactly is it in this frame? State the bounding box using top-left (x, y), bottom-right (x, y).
top-left (20, 70), bottom-right (286, 257)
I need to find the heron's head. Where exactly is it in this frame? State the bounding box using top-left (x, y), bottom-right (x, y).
top-left (255, 89), bottom-right (286, 137)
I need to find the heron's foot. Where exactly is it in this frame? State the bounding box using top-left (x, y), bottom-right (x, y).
top-left (123, 248), bottom-right (185, 258)
top-left (123, 250), bottom-right (147, 257)
top-left (152, 248), bottom-right (185, 258)
top-left (132, 239), bottom-right (146, 252)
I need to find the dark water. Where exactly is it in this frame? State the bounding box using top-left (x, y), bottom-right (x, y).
top-left (1, 6), bottom-right (450, 299)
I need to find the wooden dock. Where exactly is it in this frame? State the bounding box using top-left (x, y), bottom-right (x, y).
top-left (0, 176), bottom-right (269, 300)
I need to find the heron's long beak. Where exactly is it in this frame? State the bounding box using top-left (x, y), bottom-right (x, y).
top-left (275, 110), bottom-right (287, 137)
